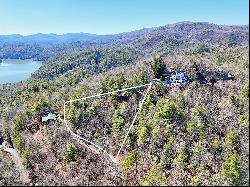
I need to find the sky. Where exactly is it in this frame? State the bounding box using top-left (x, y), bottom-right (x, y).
top-left (0, 0), bottom-right (249, 35)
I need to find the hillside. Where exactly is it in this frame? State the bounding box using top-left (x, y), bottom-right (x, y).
top-left (0, 22), bottom-right (249, 186)
top-left (0, 22), bottom-right (248, 60)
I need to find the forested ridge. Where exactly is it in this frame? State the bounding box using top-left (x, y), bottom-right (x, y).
top-left (0, 22), bottom-right (249, 186)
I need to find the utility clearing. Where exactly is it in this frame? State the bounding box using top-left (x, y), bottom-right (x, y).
top-left (64, 83), bottom-right (152, 163)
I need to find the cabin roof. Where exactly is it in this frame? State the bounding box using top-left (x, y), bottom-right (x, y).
top-left (42, 113), bottom-right (56, 122)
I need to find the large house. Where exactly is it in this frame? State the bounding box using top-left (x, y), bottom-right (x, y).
top-left (164, 70), bottom-right (189, 85)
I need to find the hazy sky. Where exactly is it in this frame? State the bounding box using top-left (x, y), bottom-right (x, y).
top-left (0, 0), bottom-right (249, 35)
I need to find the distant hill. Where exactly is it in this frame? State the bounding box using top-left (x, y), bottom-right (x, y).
top-left (0, 22), bottom-right (248, 45)
top-left (0, 32), bottom-right (98, 44)
top-left (0, 22), bottom-right (248, 61)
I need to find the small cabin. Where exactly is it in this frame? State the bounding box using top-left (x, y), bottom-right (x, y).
top-left (42, 113), bottom-right (57, 123)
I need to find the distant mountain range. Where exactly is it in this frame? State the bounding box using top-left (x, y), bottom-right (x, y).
top-left (0, 22), bottom-right (248, 44)
top-left (0, 22), bottom-right (248, 61)
top-left (0, 32), bottom-right (98, 43)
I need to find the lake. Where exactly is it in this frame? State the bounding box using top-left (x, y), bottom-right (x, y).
top-left (0, 59), bottom-right (43, 84)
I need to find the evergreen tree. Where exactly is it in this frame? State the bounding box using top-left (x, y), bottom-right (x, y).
top-left (151, 56), bottom-right (166, 79)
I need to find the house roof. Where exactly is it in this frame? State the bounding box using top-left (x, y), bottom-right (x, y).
top-left (164, 70), bottom-right (188, 85)
top-left (42, 113), bottom-right (56, 122)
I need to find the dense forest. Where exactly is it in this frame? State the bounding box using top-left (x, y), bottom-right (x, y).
top-left (0, 22), bottom-right (249, 186)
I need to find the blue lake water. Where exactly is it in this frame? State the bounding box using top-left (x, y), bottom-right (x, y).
top-left (0, 59), bottom-right (43, 84)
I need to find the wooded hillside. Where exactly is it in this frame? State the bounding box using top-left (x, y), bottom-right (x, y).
top-left (0, 22), bottom-right (249, 186)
